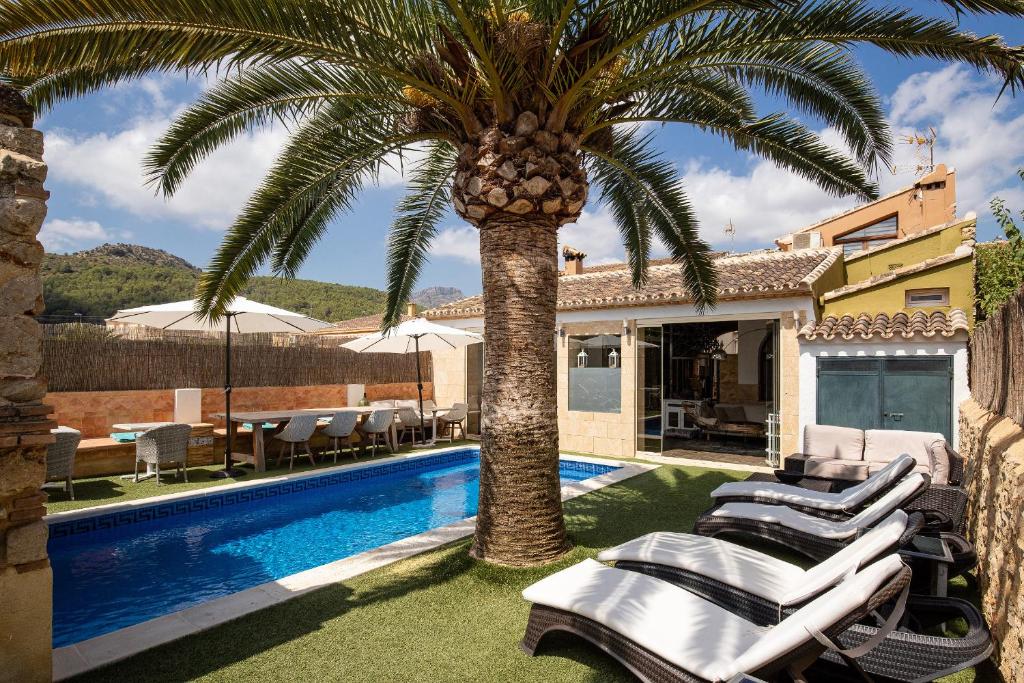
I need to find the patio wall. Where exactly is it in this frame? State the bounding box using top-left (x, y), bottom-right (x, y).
top-left (958, 398), bottom-right (1024, 681)
top-left (49, 382), bottom-right (434, 438)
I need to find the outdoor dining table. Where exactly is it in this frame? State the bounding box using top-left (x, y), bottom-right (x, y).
top-left (211, 407), bottom-right (430, 472)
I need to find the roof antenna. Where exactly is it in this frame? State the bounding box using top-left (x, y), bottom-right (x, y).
top-left (890, 127), bottom-right (937, 177)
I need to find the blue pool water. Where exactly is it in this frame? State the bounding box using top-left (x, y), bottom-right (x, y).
top-left (48, 449), bottom-right (616, 647)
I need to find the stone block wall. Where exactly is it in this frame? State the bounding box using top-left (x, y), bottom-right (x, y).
top-left (557, 321), bottom-right (636, 458)
top-left (0, 93), bottom-right (53, 681)
top-left (959, 398), bottom-right (1024, 681)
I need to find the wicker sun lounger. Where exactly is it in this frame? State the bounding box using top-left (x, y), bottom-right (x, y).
top-left (710, 453), bottom-right (917, 518)
top-left (521, 556), bottom-right (911, 683)
top-left (692, 473), bottom-right (931, 561)
top-left (598, 512), bottom-right (992, 682)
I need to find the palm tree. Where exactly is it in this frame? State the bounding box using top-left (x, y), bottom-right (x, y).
top-left (3, 0), bottom-right (1021, 566)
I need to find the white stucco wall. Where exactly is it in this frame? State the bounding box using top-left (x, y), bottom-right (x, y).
top-left (798, 338), bottom-right (969, 449)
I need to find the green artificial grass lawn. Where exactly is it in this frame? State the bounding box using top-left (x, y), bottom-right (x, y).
top-left (62, 460), bottom-right (992, 683)
top-left (44, 440), bottom-right (480, 514)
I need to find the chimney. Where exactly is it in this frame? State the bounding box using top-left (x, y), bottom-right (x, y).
top-left (562, 245), bottom-right (587, 275)
top-left (406, 302), bottom-right (418, 317)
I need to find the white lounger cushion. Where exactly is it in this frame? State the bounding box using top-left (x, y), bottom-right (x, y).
top-left (522, 556), bottom-right (903, 682)
top-left (709, 453), bottom-right (916, 511)
top-left (710, 474), bottom-right (926, 540)
top-left (597, 510), bottom-right (908, 606)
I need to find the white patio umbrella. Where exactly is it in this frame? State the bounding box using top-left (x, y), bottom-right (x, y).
top-left (108, 297), bottom-right (331, 477)
top-left (342, 318), bottom-right (483, 443)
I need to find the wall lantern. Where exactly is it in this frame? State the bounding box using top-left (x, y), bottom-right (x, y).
top-left (577, 349), bottom-right (589, 368)
top-left (608, 348), bottom-right (620, 369)
top-left (622, 319), bottom-right (631, 338)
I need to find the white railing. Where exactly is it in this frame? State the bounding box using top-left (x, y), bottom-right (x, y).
top-left (765, 412), bottom-right (781, 467)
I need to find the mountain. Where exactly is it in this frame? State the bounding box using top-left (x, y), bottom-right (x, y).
top-left (411, 286), bottom-right (465, 309)
top-left (41, 244), bottom-right (388, 322)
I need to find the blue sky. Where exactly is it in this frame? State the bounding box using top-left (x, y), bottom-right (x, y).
top-left (36, 9), bottom-right (1024, 300)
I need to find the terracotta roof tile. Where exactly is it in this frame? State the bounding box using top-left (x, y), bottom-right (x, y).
top-left (798, 309), bottom-right (969, 341)
top-left (313, 313), bottom-right (414, 336)
top-left (426, 248), bottom-right (839, 319)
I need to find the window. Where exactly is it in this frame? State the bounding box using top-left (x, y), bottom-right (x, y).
top-left (906, 287), bottom-right (949, 307)
top-left (835, 215), bottom-right (898, 256)
top-left (568, 334), bottom-right (622, 413)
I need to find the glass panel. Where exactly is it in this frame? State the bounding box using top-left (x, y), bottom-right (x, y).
top-left (568, 334), bottom-right (622, 413)
top-left (837, 215), bottom-right (898, 242)
top-left (636, 327), bottom-right (662, 452)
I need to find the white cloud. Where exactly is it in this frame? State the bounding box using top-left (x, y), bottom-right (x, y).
top-left (884, 64), bottom-right (1024, 220)
top-left (559, 205), bottom-right (640, 264)
top-left (430, 225), bottom-right (479, 263)
top-left (46, 117), bottom-right (289, 231)
top-left (38, 218), bottom-right (114, 252)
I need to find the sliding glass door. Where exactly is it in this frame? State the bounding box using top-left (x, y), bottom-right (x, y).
top-left (635, 326), bottom-right (663, 454)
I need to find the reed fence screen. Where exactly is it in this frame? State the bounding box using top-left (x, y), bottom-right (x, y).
top-left (42, 325), bottom-right (431, 392)
top-left (970, 284), bottom-right (1024, 426)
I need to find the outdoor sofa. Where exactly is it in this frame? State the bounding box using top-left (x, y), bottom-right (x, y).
top-left (784, 425), bottom-right (968, 530)
top-left (521, 555), bottom-right (911, 683)
top-left (598, 511), bottom-right (992, 682)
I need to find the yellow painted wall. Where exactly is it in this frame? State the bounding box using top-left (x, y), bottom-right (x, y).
top-left (843, 220), bottom-right (972, 283)
top-left (808, 254), bottom-right (846, 319)
top-left (823, 256), bottom-right (975, 320)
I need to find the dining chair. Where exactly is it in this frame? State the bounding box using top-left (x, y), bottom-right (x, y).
top-left (46, 426), bottom-right (81, 500)
top-left (135, 423), bottom-right (192, 485)
top-left (395, 406), bottom-right (423, 446)
top-left (437, 403), bottom-right (469, 443)
top-left (322, 411), bottom-right (359, 464)
top-left (272, 414), bottom-right (319, 471)
top-left (360, 409), bottom-right (394, 456)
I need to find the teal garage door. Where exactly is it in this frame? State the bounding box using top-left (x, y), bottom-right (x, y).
top-left (816, 356), bottom-right (953, 442)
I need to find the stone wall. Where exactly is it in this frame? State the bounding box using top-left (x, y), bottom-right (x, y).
top-left (959, 398), bottom-right (1024, 681)
top-left (48, 381), bottom-right (433, 437)
top-left (0, 91), bottom-right (52, 681)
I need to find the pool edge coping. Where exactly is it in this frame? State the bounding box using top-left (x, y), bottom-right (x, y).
top-left (52, 453), bottom-right (658, 680)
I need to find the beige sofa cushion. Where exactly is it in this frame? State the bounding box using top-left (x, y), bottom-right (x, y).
top-left (863, 429), bottom-right (944, 479)
top-left (803, 425), bottom-right (865, 461)
top-left (864, 430), bottom-right (948, 484)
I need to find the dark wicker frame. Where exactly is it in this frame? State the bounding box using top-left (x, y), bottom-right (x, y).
top-left (693, 476), bottom-right (931, 562)
top-left (612, 561), bottom-right (991, 683)
top-left (521, 566), bottom-right (912, 683)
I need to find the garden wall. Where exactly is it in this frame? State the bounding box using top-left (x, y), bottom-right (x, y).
top-left (959, 399), bottom-right (1024, 682)
top-left (48, 381), bottom-right (434, 437)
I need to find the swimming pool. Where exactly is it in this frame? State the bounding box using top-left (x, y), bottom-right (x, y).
top-left (48, 449), bottom-right (618, 647)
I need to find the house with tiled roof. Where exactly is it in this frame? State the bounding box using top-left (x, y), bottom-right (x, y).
top-left (424, 165), bottom-right (975, 464)
top-left (311, 304), bottom-right (420, 340)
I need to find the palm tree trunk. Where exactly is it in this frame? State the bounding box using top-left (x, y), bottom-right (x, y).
top-left (470, 213), bottom-right (570, 566)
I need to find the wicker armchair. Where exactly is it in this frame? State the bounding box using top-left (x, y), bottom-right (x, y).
top-left (135, 423), bottom-right (191, 485)
top-left (46, 427), bottom-right (81, 500)
top-left (360, 408), bottom-right (394, 456)
top-left (322, 411), bottom-right (359, 464)
top-left (273, 414), bottom-right (320, 471)
top-left (436, 403), bottom-right (468, 443)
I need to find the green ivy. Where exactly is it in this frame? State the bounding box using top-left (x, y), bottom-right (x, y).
top-left (979, 169), bottom-right (1024, 320)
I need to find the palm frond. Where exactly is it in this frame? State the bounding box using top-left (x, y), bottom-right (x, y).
top-left (382, 142), bottom-right (459, 330)
top-left (146, 62), bottom-right (408, 196)
top-left (584, 130), bottom-right (718, 311)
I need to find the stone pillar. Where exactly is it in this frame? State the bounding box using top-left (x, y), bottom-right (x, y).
top-left (0, 85), bottom-right (54, 683)
top-left (778, 311), bottom-right (802, 460)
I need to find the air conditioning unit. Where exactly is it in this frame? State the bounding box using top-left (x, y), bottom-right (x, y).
top-left (792, 231), bottom-right (822, 250)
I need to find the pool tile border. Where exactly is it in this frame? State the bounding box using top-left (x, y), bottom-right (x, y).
top-left (52, 453), bottom-right (656, 680)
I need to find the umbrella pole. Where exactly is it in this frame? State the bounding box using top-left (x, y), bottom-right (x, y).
top-left (415, 335), bottom-right (427, 444)
top-left (212, 314), bottom-right (245, 478)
